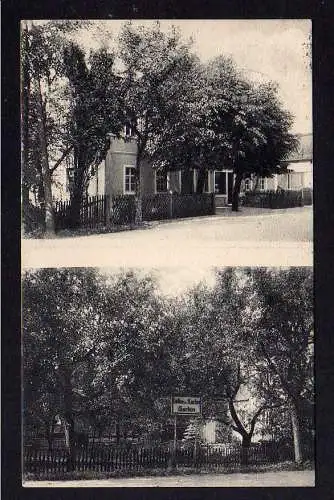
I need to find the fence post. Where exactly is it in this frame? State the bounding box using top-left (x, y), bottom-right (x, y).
top-left (169, 192), bottom-right (173, 219)
top-left (105, 195), bottom-right (110, 228)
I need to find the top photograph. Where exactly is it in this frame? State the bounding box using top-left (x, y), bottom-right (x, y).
top-left (21, 19), bottom-right (312, 269)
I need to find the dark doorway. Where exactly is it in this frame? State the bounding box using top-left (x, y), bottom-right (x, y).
top-left (214, 171), bottom-right (226, 195)
top-left (214, 171), bottom-right (234, 204)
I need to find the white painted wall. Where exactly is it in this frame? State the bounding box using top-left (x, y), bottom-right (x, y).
top-left (289, 161), bottom-right (313, 188)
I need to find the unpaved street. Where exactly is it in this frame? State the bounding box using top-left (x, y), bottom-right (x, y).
top-left (22, 207), bottom-right (312, 269)
top-left (24, 469), bottom-right (315, 487)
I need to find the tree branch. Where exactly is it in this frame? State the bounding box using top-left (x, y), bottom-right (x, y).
top-left (228, 398), bottom-right (247, 438)
top-left (50, 145), bottom-right (74, 174)
top-left (260, 341), bottom-right (293, 399)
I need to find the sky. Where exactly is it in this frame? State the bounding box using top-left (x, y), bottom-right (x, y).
top-left (75, 19), bottom-right (312, 134)
top-left (100, 266), bottom-right (217, 297)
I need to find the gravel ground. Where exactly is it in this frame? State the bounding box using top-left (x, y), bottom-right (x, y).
top-left (23, 469), bottom-right (315, 487)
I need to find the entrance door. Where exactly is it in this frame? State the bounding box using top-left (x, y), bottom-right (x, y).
top-left (214, 171), bottom-right (227, 195)
top-left (214, 171), bottom-right (234, 204)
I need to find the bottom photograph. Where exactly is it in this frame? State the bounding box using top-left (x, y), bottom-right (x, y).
top-left (22, 266), bottom-right (314, 487)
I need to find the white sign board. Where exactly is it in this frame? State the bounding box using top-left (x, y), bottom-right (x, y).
top-left (171, 396), bottom-right (201, 415)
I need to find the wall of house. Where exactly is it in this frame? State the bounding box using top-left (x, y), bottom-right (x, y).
top-left (92, 137), bottom-right (157, 197)
top-left (201, 420), bottom-right (217, 443)
top-left (289, 161), bottom-right (313, 188)
top-left (201, 418), bottom-right (233, 444)
top-left (104, 137), bottom-right (137, 197)
top-left (243, 167), bottom-right (313, 193)
top-left (169, 171), bottom-right (181, 193)
top-left (277, 165), bottom-right (312, 190)
top-left (208, 171), bottom-right (214, 193)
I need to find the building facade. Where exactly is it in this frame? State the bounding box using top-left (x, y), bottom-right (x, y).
top-left (70, 131), bottom-right (312, 207)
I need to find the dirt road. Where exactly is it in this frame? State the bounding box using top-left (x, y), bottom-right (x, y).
top-left (23, 469), bottom-right (315, 487)
top-left (22, 207), bottom-right (312, 269)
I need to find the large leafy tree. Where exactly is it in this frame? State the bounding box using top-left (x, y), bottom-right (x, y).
top-left (173, 267), bottom-right (313, 464)
top-left (143, 53), bottom-right (298, 205)
top-left (117, 22), bottom-right (201, 220)
top-left (62, 44), bottom-right (124, 227)
top-left (21, 21), bottom-right (87, 236)
top-left (176, 270), bottom-right (272, 465)
top-left (23, 268), bottom-right (171, 456)
top-left (23, 268), bottom-right (107, 466)
top-left (145, 59), bottom-right (213, 195)
top-left (87, 271), bottom-right (171, 424)
top-left (248, 267), bottom-right (314, 463)
top-left (206, 56), bottom-right (298, 211)
top-left (21, 21), bottom-right (124, 233)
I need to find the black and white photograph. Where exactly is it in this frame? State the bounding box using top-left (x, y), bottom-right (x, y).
top-left (22, 266), bottom-right (314, 487)
top-left (21, 19), bottom-right (312, 268)
top-left (20, 19), bottom-right (315, 489)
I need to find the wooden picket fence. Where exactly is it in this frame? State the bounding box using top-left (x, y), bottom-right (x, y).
top-left (23, 442), bottom-right (293, 474)
top-left (80, 195), bottom-right (109, 228)
top-left (55, 193), bottom-right (215, 231)
top-left (55, 195), bottom-right (109, 230)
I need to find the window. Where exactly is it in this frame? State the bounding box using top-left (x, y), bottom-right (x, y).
top-left (155, 171), bottom-right (168, 193)
top-left (124, 165), bottom-right (136, 194)
top-left (124, 123), bottom-right (134, 137)
top-left (244, 178), bottom-right (252, 191)
top-left (287, 173), bottom-right (292, 190)
top-left (259, 177), bottom-right (267, 191)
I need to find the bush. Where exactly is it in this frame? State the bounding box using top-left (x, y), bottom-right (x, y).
top-left (243, 190), bottom-right (311, 209)
top-left (22, 202), bottom-right (45, 236)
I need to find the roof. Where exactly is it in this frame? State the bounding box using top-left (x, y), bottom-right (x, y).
top-left (286, 133), bottom-right (313, 162)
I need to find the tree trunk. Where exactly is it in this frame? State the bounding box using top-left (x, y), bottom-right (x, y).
top-left (231, 171), bottom-right (243, 212)
top-left (36, 77), bottom-right (55, 237)
top-left (241, 435), bottom-right (251, 466)
top-left (61, 368), bottom-right (76, 471)
top-left (69, 190), bottom-right (82, 229)
top-left (21, 23), bottom-right (31, 231)
top-left (227, 397), bottom-right (256, 467)
top-left (134, 152), bottom-right (142, 224)
top-left (290, 401), bottom-right (303, 464)
top-left (69, 148), bottom-right (87, 229)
